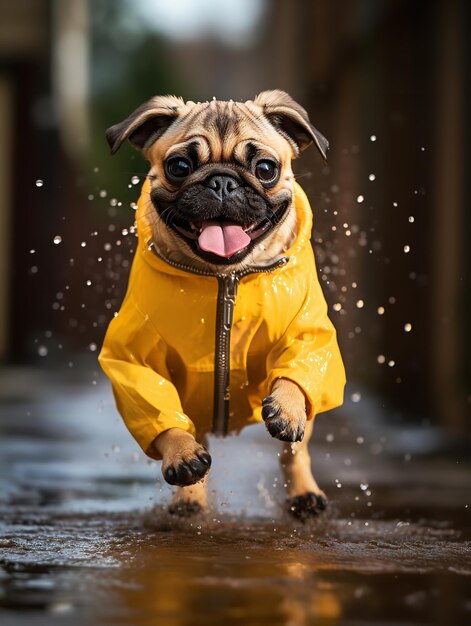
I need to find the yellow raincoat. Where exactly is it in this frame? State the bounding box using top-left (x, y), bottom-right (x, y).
top-left (99, 181), bottom-right (346, 459)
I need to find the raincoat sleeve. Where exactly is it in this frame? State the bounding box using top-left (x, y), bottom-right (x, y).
top-left (98, 293), bottom-right (195, 461)
top-left (266, 265), bottom-right (346, 420)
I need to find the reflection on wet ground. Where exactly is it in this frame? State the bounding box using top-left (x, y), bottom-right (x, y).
top-left (0, 366), bottom-right (470, 625)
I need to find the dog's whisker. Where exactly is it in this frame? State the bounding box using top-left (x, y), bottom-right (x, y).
top-left (293, 171), bottom-right (313, 180)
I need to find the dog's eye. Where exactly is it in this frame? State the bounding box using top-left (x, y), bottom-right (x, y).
top-left (255, 160), bottom-right (278, 184)
top-left (165, 157), bottom-right (192, 180)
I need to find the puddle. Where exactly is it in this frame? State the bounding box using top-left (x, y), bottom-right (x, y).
top-left (0, 369), bottom-right (470, 625)
top-left (1, 508), bottom-right (470, 625)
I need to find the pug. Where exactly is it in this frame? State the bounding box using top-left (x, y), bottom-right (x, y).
top-left (99, 90), bottom-right (346, 521)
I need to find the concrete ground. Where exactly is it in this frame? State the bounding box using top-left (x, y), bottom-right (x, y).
top-left (0, 364), bottom-right (469, 625)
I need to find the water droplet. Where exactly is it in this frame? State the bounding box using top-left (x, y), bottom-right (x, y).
top-left (86, 280), bottom-right (92, 286)
top-left (408, 216), bottom-right (415, 223)
top-left (131, 175), bottom-right (140, 185)
top-left (396, 521), bottom-right (410, 528)
top-left (403, 245), bottom-right (410, 253)
top-left (377, 355), bottom-right (386, 364)
top-left (377, 306), bottom-right (385, 315)
top-left (370, 135), bottom-right (376, 142)
top-left (326, 433), bottom-right (334, 442)
top-left (333, 303), bottom-right (342, 312)
top-left (200, 318), bottom-right (205, 324)
top-left (99, 190), bottom-right (107, 198)
top-left (356, 195), bottom-right (365, 203)
top-left (53, 235), bottom-right (62, 245)
top-left (80, 241), bottom-right (86, 248)
top-left (360, 483), bottom-right (369, 491)
top-left (404, 323), bottom-right (412, 332)
top-left (35, 179), bottom-right (44, 187)
top-left (30, 249), bottom-right (36, 254)
top-left (89, 342), bottom-right (97, 352)
top-left (38, 345), bottom-right (48, 357)
top-left (388, 360), bottom-right (395, 367)
top-left (356, 299), bottom-right (364, 308)
top-left (356, 436), bottom-right (364, 444)
top-left (351, 392), bottom-right (361, 403)
top-left (368, 174), bottom-right (376, 181)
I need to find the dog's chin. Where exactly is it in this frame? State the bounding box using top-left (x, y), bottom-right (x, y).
top-left (165, 201), bottom-right (290, 266)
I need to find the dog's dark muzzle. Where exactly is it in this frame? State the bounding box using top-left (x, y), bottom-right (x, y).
top-left (151, 177), bottom-right (291, 263)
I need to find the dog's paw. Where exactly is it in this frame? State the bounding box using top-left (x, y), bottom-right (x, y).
top-left (168, 500), bottom-right (203, 517)
top-left (287, 492), bottom-right (328, 521)
top-left (261, 380), bottom-right (307, 442)
top-left (162, 443), bottom-right (211, 487)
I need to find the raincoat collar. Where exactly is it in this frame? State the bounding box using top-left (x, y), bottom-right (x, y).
top-left (135, 178), bottom-right (313, 276)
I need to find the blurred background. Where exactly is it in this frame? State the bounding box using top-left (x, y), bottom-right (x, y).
top-left (0, 2), bottom-right (470, 623)
top-left (0, 0), bottom-right (469, 437)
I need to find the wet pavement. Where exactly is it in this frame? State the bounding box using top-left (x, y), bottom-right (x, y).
top-left (0, 365), bottom-right (470, 625)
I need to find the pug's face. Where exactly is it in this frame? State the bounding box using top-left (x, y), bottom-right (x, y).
top-left (107, 90), bottom-right (328, 271)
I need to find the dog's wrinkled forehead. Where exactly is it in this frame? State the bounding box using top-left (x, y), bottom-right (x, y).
top-left (148, 98), bottom-right (294, 165)
top-left (106, 90), bottom-right (329, 162)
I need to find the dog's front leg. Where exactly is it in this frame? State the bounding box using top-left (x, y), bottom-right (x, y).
top-left (166, 433), bottom-right (210, 517)
top-left (262, 378), bottom-right (307, 442)
top-left (152, 428), bottom-right (211, 487)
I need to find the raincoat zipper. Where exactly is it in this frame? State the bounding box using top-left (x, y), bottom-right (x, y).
top-left (148, 241), bottom-right (289, 435)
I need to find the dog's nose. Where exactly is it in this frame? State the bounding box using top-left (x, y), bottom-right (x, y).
top-left (204, 175), bottom-right (240, 200)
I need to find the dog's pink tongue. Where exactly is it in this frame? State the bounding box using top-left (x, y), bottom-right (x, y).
top-left (198, 222), bottom-right (251, 258)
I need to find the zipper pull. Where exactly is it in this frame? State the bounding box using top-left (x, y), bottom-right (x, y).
top-left (220, 273), bottom-right (239, 329)
top-left (225, 273), bottom-right (239, 299)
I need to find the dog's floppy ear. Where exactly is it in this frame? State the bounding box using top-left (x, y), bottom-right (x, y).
top-left (253, 89), bottom-right (329, 160)
top-left (105, 95), bottom-right (184, 155)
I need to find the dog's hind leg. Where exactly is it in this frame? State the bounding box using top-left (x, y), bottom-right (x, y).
top-left (280, 419), bottom-right (328, 520)
top-left (168, 476), bottom-right (208, 517)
